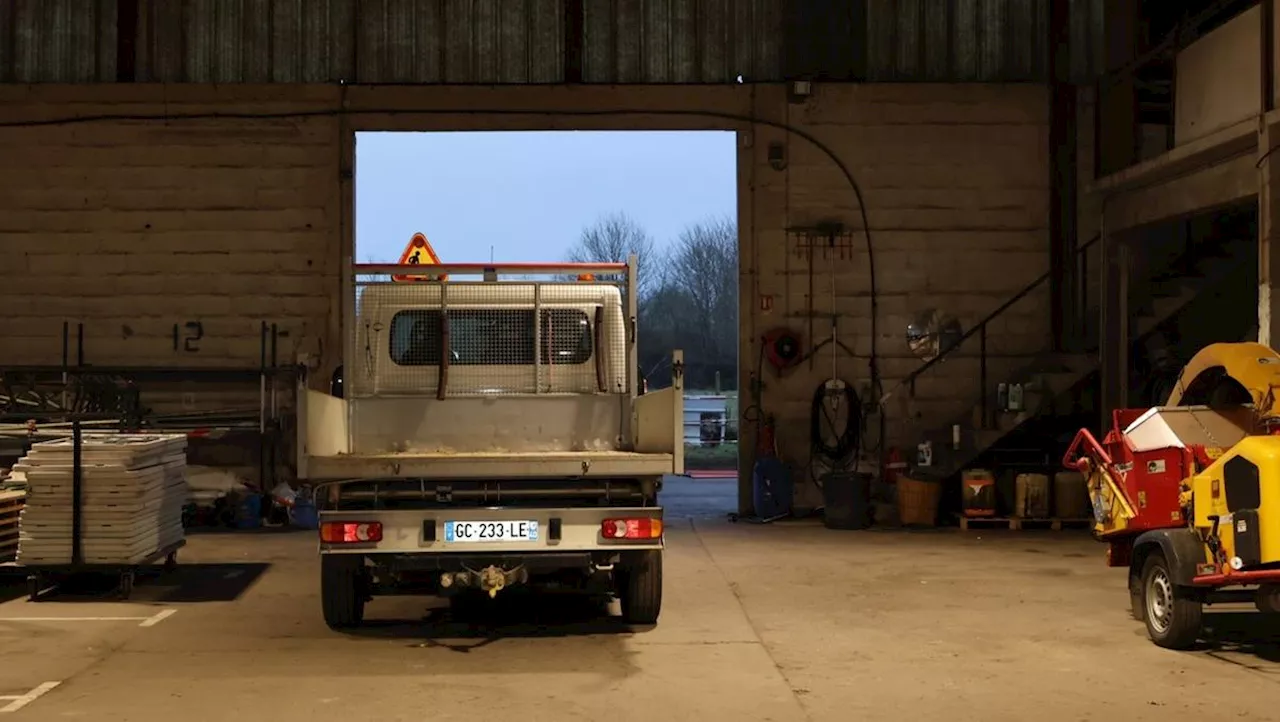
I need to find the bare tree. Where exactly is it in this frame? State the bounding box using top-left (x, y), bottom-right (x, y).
top-left (637, 217), bottom-right (738, 390)
top-left (563, 213), bottom-right (737, 391)
top-left (567, 212), bottom-right (661, 299)
top-left (667, 217), bottom-right (738, 365)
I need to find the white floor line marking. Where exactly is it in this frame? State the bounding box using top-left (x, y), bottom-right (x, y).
top-left (0, 682), bottom-right (61, 713)
top-left (139, 608), bottom-right (177, 627)
top-left (0, 617), bottom-right (148, 622)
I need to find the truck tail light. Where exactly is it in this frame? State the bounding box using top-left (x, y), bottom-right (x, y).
top-left (320, 521), bottom-right (383, 544)
top-left (601, 518), bottom-right (662, 540)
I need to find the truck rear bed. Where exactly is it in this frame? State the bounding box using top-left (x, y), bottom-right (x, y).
top-left (305, 450), bottom-right (675, 481)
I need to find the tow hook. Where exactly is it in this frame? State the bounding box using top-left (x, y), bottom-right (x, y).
top-left (479, 566), bottom-right (506, 598)
top-left (450, 565), bottom-right (529, 598)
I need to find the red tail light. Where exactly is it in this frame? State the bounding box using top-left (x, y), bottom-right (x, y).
top-left (601, 517), bottom-right (663, 540)
top-left (320, 521), bottom-right (383, 544)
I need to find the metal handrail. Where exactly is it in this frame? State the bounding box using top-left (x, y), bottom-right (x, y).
top-left (896, 233), bottom-right (1104, 392)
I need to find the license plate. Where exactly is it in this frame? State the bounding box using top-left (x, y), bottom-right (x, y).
top-left (444, 520), bottom-right (539, 543)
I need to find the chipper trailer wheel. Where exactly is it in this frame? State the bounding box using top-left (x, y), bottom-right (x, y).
top-left (1141, 553), bottom-right (1203, 650)
top-left (618, 550), bottom-right (663, 625)
top-left (1256, 584), bottom-right (1280, 614)
top-left (321, 555), bottom-right (367, 629)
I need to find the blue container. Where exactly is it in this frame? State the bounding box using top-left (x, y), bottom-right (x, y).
top-left (235, 494), bottom-right (262, 529)
top-left (290, 500), bottom-right (319, 530)
top-left (752, 456), bottom-right (793, 519)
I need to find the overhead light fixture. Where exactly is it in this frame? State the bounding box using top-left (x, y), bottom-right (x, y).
top-left (788, 80), bottom-right (813, 104)
top-left (768, 141), bottom-right (787, 172)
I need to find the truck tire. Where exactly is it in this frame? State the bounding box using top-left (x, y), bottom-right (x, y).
top-left (619, 550), bottom-right (662, 625)
top-left (1141, 553), bottom-right (1201, 650)
top-left (321, 555), bottom-right (366, 629)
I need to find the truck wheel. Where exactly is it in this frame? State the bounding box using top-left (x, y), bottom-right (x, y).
top-left (1141, 553), bottom-right (1201, 650)
top-left (321, 555), bottom-right (366, 629)
top-left (618, 550), bottom-right (663, 625)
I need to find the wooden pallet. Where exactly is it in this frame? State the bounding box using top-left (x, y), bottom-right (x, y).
top-left (959, 516), bottom-right (1092, 531)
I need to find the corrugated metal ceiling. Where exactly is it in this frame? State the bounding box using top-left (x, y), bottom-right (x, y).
top-left (0, 0), bottom-right (118, 83)
top-left (581, 0), bottom-right (782, 83)
top-left (788, 0), bottom-right (1104, 82)
top-left (0, 0), bottom-right (1106, 84)
top-left (142, 0), bottom-right (564, 83)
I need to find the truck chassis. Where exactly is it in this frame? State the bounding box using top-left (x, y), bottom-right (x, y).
top-left (317, 477), bottom-right (665, 627)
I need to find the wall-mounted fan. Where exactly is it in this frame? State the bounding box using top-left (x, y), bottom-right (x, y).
top-left (905, 308), bottom-right (963, 362)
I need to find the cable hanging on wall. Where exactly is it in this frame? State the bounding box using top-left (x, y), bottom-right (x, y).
top-left (0, 101), bottom-right (882, 408)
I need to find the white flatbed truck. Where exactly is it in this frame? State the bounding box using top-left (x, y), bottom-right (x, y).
top-left (295, 257), bottom-right (683, 629)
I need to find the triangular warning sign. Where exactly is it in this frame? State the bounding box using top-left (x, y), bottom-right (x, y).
top-left (391, 233), bottom-right (447, 282)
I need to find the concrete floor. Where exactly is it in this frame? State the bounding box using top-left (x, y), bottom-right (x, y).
top-left (1, 477), bottom-right (1278, 721)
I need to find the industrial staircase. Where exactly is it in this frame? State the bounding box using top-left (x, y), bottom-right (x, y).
top-left (901, 230), bottom-right (1255, 482)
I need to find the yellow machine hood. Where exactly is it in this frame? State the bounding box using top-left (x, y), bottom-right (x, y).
top-left (1165, 342), bottom-right (1280, 420)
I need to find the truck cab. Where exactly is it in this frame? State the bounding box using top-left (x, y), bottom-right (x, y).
top-left (296, 258), bottom-right (683, 629)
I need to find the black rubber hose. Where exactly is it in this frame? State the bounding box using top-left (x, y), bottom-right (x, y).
top-left (811, 381), bottom-right (860, 462)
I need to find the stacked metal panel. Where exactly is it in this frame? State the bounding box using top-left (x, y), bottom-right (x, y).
top-left (15, 434), bottom-right (187, 565)
top-left (0, 490), bottom-right (22, 562)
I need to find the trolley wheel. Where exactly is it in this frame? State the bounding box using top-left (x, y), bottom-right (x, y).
top-left (119, 571), bottom-right (135, 600)
top-left (163, 551), bottom-right (178, 574)
top-left (27, 575), bottom-right (42, 603)
top-left (727, 513), bottom-right (740, 523)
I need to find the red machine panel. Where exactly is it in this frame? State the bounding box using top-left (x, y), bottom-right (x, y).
top-left (1104, 409), bottom-right (1191, 531)
top-left (1065, 409), bottom-right (1194, 537)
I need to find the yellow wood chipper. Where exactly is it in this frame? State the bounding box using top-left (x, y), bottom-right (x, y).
top-left (1063, 342), bottom-right (1280, 649)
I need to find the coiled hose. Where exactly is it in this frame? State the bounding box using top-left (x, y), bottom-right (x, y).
top-left (810, 380), bottom-right (862, 463)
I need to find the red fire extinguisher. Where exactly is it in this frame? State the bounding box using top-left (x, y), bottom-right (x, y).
top-left (883, 446), bottom-right (906, 484)
top-left (757, 415), bottom-right (778, 457)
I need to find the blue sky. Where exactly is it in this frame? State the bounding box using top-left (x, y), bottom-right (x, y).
top-left (355, 131), bottom-right (737, 264)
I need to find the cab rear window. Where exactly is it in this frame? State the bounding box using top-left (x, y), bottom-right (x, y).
top-left (389, 309), bottom-right (593, 366)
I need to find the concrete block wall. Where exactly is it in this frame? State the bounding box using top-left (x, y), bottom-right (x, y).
top-left (741, 84), bottom-right (1051, 466)
top-left (0, 87), bottom-right (339, 413)
top-left (0, 83), bottom-right (1053, 496)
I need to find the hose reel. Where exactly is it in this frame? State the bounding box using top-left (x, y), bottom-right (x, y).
top-left (762, 328), bottom-right (802, 373)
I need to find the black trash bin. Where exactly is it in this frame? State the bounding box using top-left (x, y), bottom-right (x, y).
top-left (821, 471), bottom-right (873, 530)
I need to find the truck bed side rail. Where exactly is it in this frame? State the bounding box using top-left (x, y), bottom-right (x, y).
top-left (353, 262), bottom-right (628, 277)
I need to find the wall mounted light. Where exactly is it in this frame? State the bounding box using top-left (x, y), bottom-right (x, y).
top-left (768, 141), bottom-right (787, 172)
top-left (787, 80), bottom-right (813, 104)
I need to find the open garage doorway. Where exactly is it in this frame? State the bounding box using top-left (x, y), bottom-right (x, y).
top-left (353, 130), bottom-right (740, 518)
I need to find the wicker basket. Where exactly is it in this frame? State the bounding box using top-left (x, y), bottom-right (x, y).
top-left (897, 475), bottom-right (941, 527)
